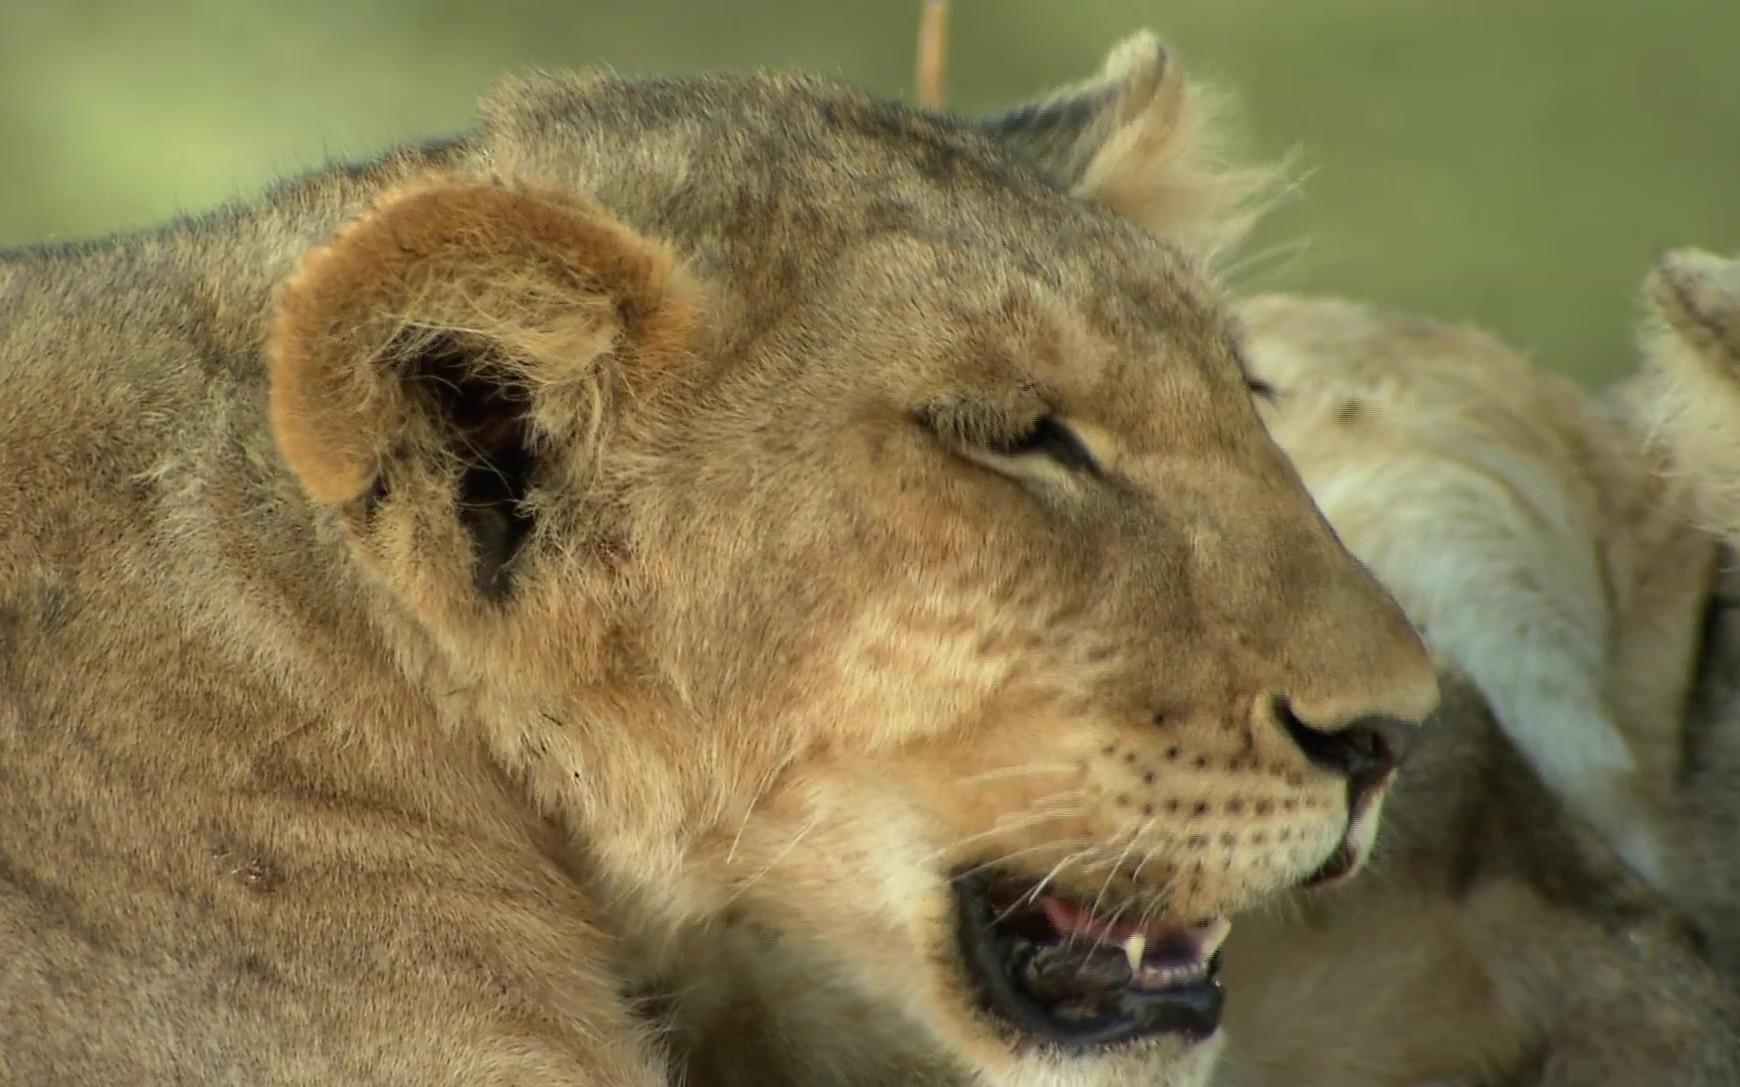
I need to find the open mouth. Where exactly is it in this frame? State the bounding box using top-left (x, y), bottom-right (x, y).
top-left (953, 872), bottom-right (1230, 1050)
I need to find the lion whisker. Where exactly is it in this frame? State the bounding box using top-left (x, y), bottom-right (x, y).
top-left (722, 810), bottom-right (823, 906)
top-left (919, 805), bottom-right (1088, 865)
top-left (954, 838), bottom-right (1095, 884)
top-left (952, 763), bottom-right (1079, 788)
top-left (1069, 821), bottom-right (1149, 953)
top-left (723, 762), bottom-right (787, 866)
top-left (1133, 861), bottom-right (1187, 932)
top-left (999, 844), bottom-right (1091, 913)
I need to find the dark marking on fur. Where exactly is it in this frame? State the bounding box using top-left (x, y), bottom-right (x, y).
top-left (0, 578), bottom-right (80, 643)
top-left (1661, 262), bottom-right (1740, 364)
top-left (978, 88), bottom-right (1113, 189)
top-left (0, 849), bottom-right (111, 948)
top-left (236, 952), bottom-right (280, 983)
top-left (209, 840), bottom-right (282, 894)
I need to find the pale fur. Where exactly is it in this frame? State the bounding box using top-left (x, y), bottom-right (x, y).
top-left (1239, 295), bottom-right (1714, 888)
top-left (0, 35), bottom-right (1436, 1087)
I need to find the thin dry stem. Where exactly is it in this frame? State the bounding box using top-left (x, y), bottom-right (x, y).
top-left (915, 0), bottom-right (950, 109)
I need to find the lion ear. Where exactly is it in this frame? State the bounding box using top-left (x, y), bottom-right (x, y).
top-left (1633, 248), bottom-right (1740, 541)
top-left (1647, 248), bottom-right (1740, 364)
top-left (269, 178), bottom-right (698, 599)
top-left (980, 32), bottom-right (1278, 262)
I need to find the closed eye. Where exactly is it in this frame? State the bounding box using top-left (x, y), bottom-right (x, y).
top-left (985, 416), bottom-right (1100, 474)
top-left (918, 400), bottom-right (1106, 480)
top-left (1246, 376), bottom-right (1278, 402)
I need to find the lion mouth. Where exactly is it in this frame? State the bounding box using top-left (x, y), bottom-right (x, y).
top-left (953, 872), bottom-right (1229, 1051)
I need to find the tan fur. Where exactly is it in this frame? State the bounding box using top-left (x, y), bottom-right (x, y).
top-left (0, 36), bottom-right (1435, 1087)
top-left (1239, 295), bottom-right (1715, 887)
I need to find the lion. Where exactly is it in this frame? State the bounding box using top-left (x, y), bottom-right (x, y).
top-left (626, 47), bottom-right (1740, 1087)
top-left (1216, 295), bottom-right (1740, 1086)
top-left (0, 32), bottom-right (1438, 1087)
top-left (670, 297), bottom-right (1740, 1087)
top-left (1628, 245), bottom-right (1740, 985)
top-left (1236, 293), bottom-right (1715, 888)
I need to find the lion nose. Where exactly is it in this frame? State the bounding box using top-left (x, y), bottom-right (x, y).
top-left (1276, 699), bottom-right (1418, 783)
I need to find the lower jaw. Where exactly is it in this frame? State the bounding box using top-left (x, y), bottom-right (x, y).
top-left (967, 1022), bottom-right (1227, 1087)
top-left (952, 874), bottom-right (1226, 1054)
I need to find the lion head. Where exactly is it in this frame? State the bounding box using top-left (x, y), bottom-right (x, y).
top-left (267, 34), bottom-right (1436, 1087)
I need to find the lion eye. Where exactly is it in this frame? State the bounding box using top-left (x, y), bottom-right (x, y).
top-left (987, 416), bottom-right (1100, 474)
top-left (1246, 376), bottom-right (1278, 402)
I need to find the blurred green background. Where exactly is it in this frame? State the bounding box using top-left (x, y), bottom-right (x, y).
top-left (5, 1), bottom-right (1738, 384)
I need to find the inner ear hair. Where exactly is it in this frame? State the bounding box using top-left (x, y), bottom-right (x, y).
top-left (398, 332), bottom-right (538, 600)
top-left (270, 178), bottom-right (703, 607)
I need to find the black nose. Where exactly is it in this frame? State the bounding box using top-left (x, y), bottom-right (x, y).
top-left (1277, 699), bottom-right (1417, 783)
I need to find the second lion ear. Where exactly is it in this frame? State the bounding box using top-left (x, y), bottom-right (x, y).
top-left (268, 178), bottom-right (699, 603)
top-left (1632, 248), bottom-right (1740, 542)
top-left (1648, 248), bottom-right (1740, 364)
top-left (980, 32), bottom-right (1278, 262)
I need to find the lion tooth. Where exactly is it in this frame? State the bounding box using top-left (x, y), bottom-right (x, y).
top-left (1122, 934), bottom-right (1146, 973)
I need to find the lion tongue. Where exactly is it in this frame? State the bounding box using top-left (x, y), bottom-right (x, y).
top-left (1034, 897), bottom-right (1230, 981)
